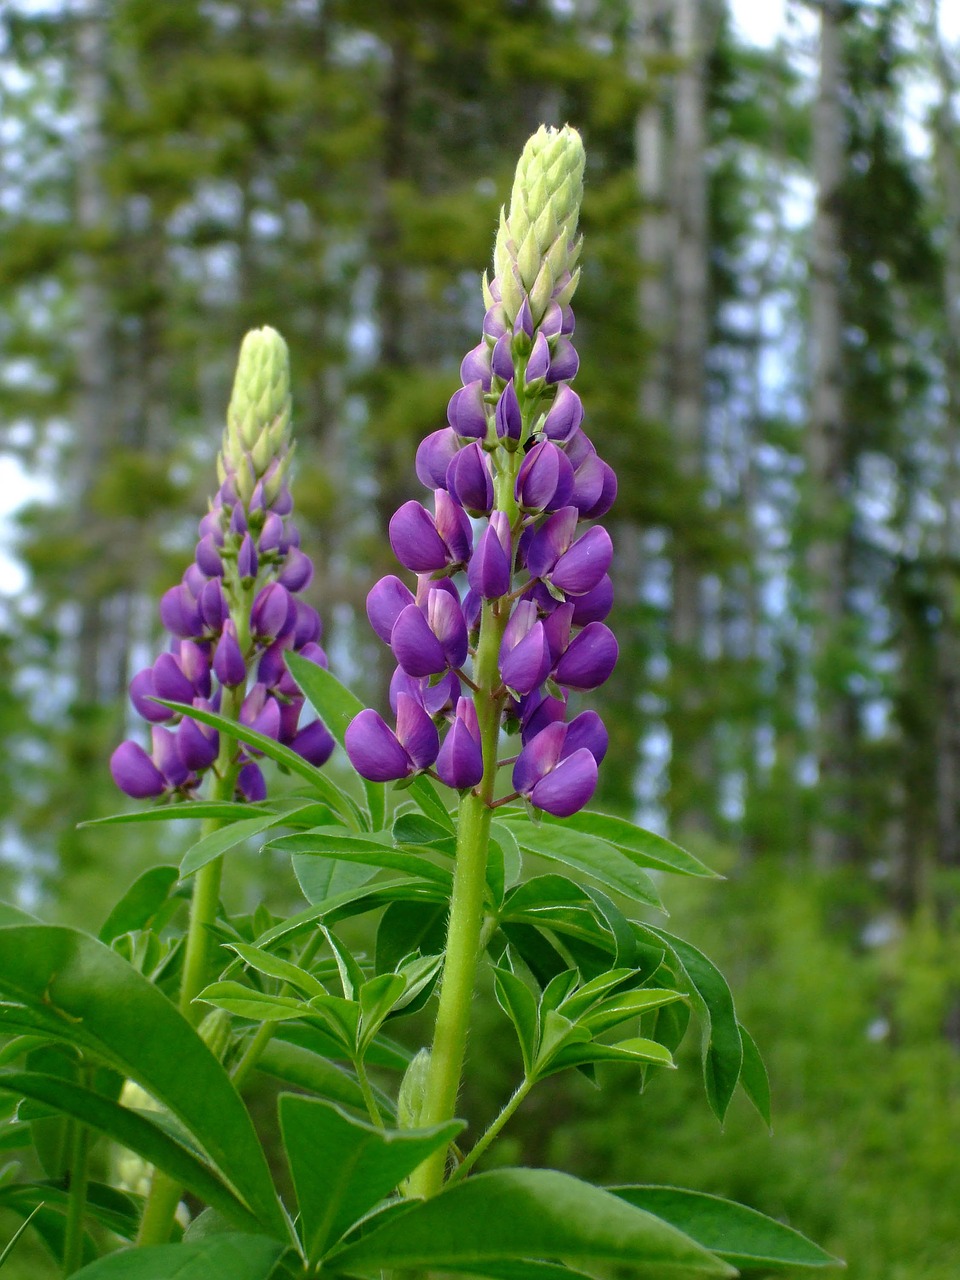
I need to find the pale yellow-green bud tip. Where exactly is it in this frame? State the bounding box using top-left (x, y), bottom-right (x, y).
top-left (397, 1048), bottom-right (431, 1130)
top-left (221, 326), bottom-right (293, 505)
top-left (494, 125), bottom-right (585, 322)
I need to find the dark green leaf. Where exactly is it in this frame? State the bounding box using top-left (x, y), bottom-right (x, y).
top-left (284, 655), bottom-right (385, 832)
top-left (98, 868), bottom-right (180, 943)
top-left (392, 812), bottom-right (455, 851)
top-left (71, 1235), bottom-right (285, 1279)
top-left (501, 923), bottom-right (570, 989)
top-left (376, 901), bottom-right (447, 974)
top-left (253, 1041), bottom-right (366, 1111)
top-left (493, 968), bottom-right (539, 1075)
top-left (405, 774), bottom-right (455, 831)
top-left (542, 811), bottom-right (720, 878)
top-left (279, 1095), bottom-right (462, 1263)
top-left (502, 819), bottom-right (663, 909)
top-left (327, 1168), bottom-right (735, 1276)
top-left (612, 1187), bottom-right (840, 1270)
top-left (738, 1024), bottom-right (771, 1128)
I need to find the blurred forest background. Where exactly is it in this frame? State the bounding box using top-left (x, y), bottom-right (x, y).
top-left (2, 0), bottom-right (960, 1276)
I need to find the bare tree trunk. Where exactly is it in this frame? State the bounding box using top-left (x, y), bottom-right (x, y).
top-left (807, 0), bottom-right (850, 866)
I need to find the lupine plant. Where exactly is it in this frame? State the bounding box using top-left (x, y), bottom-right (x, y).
top-left (0, 128), bottom-right (837, 1280)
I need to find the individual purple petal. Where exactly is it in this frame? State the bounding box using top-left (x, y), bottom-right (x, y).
top-left (241, 685), bottom-right (282, 742)
top-left (272, 485), bottom-right (294, 517)
top-left (249, 480), bottom-right (266, 512)
top-left (258, 640), bottom-right (288, 688)
top-left (278, 548), bottom-right (314, 593)
top-left (278, 698), bottom-right (302, 744)
top-left (459, 345), bottom-right (492, 393)
top-left (251, 583), bottom-right (293, 642)
top-left (546, 336), bottom-right (579, 384)
top-left (346, 710), bottom-right (411, 782)
top-left (391, 603), bottom-right (448, 678)
top-left (530, 748), bottom-right (598, 816)
top-left (213, 620), bottom-right (246, 687)
top-left (513, 721), bottom-right (566, 797)
top-left (553, 622), bottom-right (619, 691)
top-left (484, 304), bottom-right (509, 340)
top-left (462, 588), bottom-right (482, 632)
top-left (542, 603), bottom-right (575, 664)
top-left (492, 332), bottom-right (514, 381)
top-left (417, 428), bottom-right (460, 488)
top-left (178, 713), bottom-right (219, 771)
top-left (520, 689), bottom-right (568, 743)
top-left (160, 585), bottom-right (202, 639)
top-left (259, 511), bottom-right (285, 554)
top-left (570, 449), bottom-right (606, 514)
top-left (525, 506), bottom-right (579, 579)
top-left (293, 602), bottom-right (322, 649)
top-left (516, 440), bottom-right (575, 514)
top-left (525, 332), bottom-right (550, 384)
top-left (551, 526), bottom-right (614, 597)
top-left (562, 711), bottom-right (609, 765)
top-left (495, 380), bottom-right (522, 442)
top-left (542, 385), bottom-right (584, 443)
top-left (447, 381), bottom-right (490, 440)
top-left (237, 532), bottom-right (259, 582)
top-left (447, 443), bottom-right (494, 515)
top-left (152, 652), bottom-right (196, 705)
top-left (178, 641), bottom-right (212, 698)
top-left (389, 668), bottom-right (460, 718)
top-left (540, 301), bottom-right (563, 338)
top-left (200, 579), bottom-right (227, 634)
top-left (500, 621), bottom-right (551, 696)
top-left (297, 640), bottom-right (329, 670)
top-left (129, 668), bottom-right (174, 723)
top-left (198, 510), bottom-right (224, 543)
top-left (390, 501), bottom-right (449, 573)
top-left (436, 699), bottom-right (484, 790)
top-left (434, 490), bottom-right (473, 565)
top-left (151, 726), bottom-right (190, 788)
top-left (467, 520), bottom-right (512, 601)
top-left (110, 740), bottom-right (167, 798)
top-left (238, 761), bottom-right (267, 802)
top-left (571, 574), bottom-right (614, 625)
top-left (500, 599), bottom-right (539, 658)
top-left (395, 692), bottom-right (440, 770)
top-left (583, 461), bottom-right (618, 519)
top-left (514, 296), bottom-right (534, 338)
top-left (195, 535), bottom-right (223, 577)
top-left (563, 427), bottom-right (593, 470)
top-left (291, 718), bottom-right (336, 767)
top-left (427, 588), bottom-right (469, 669)
top-left (229, 504), bottom-right (248, 535)
top-left (367, 575), bottom-right (416, 645)
top-left (183, 563), bottom-right (206, 597)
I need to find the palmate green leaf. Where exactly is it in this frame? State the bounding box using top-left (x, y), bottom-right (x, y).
top-left (0, 1072), bottom-right (257, 1229)
top-left (226, 943), bottom-right (327, 999)
top-left (279, 1095), bottom-right (462, 1264)
top-left (199, 982), bottom-right (306, 1024)
top-left (0, 926), bottom-right (285, 1236)
top-left (612, 1187), bottom-right (840, 1270)
top-left (541, 1037), bottom-right (675, 1076)
top-left (71, 1235), bottom-right (286, 1280)
top-left (578, 988), bottom-right (684, 1037)
top-left (738, 1024), bottom-right (772, 1128)
top-left (180, 805), bottom-right (317, 878)
top-left (98, 867), bottom-right (180, 943)
top-left (541, 811), bottom-right (720, 878)
top-left (254, 1040), bottom-right (367, 1112)
top-left (326, 1168), bottom-right (735, 1277)
top-left (376, 901), bottom-right (447, 974)
top-left (152, 696), bottom-right (366, 829)
top-left (392, 812), bottom-right (455, 850)
top-left (501, 817), bottom-right (663, 910)
top-left (292, 853), bottom-right (378, 906)
top-left (270, 829), bottom-right (453, 886)
top-left (493, 967), bottom-right (539, 1074)
top-left (405, 773), bottom-right (455, 831)
top-left (501, 923), bottom-right (570, 989)
top-left (645, 928), bottom-right (743, 1124)
top-left (81, 802), bottom-right (264, 828)
top-left (284, 654), bottom-right (385, 832)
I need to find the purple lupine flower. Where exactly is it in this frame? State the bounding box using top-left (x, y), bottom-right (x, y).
top-left (346, 126), bottom-right (615, 816)
top-left (111, 328), bottom-right (335, 803)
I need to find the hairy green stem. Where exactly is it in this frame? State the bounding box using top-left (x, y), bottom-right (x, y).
top-left (62, 1108), bottom-right (91, 1276)
top-left (357, 1061), bottom-right (385, 1127)
top-left (447, 1075), bottom-right (533, 1186)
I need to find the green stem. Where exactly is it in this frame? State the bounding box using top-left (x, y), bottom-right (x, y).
top-left (447, 1076), bottom-right (533, 1186)
top-left (357, 1061), bottom-right (384, 1127)
top-left (62, 1110), bottom-right (91, 1277)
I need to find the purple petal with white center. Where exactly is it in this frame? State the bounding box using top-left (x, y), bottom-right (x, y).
top-left (427, 589), bottom-right (469, 669)
top-left (213, 620), bottom-right (246, 687)
top-left (583, 461), bottom-right (618, 519)
top-left (152, 652), bottom-right (196, 705)
top-left (546, 336), bottom-right (579, 384)
top-left (495, 380), bottom-right (522, 441)
top-left (436, 715), bottom-right (483, 790)
top-left (513, 721), bottom-right (566, 796)
top-left (367, 575), bottom-right (415, 645)
top-left (237, 761), bottom-right (267, 802)
top-left (525, 332), bottom-right (550, 384)
top-left (417, 428), bottom-right (460, 488)
top-left (551, 526), bottom-right (614, 597)
top-left (529, 748), bottom-right (598, 817)
top-left (395, 693), bottom-right (440, 770)
top-left (467, 522), bottom-right (512, 601)
top-left (525, 506), bottom-right (579, 579)
top-left (460, 345), bottom-right (492, 392)
top-left (390, 501), bottom-right (449, 573)
top-left (434, 490), bottom-right (473, 565)
top-left (278, 548), bottom-right (313, 593)
top-left (542, 385), bottom-right (583, 443)
top-left (345, 710), bottom-right (411, 782)
top-left (562, 711), bottom-right (609, 765)
top-left (195, 535), bottom-right (223, 577)
top-left (391, 603), bottom-right (448, 678)
top-left (178, 714), bottom-right (219, 771)
top-left (291, 718), bottom-right (335, 767)
top-left (130, 668), bottom-right (174, 723)
top-left (553, 622), bottom-right (619, 691)
top-left (110, 740), bottom-right (167, 798)
top-left (152, 726), bottom-right (190, 788)
top-left (500, 621), bottom-right (551, 695)
top-left (447, 443), bottom-right (494, 515)
top-left (571, 575), bottom-right (614, 625)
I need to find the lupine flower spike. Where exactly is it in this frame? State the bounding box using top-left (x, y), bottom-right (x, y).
top-left (111, 327), bottom-right (334, 802)
top-left (346, 125), bottom-right (617, 817)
